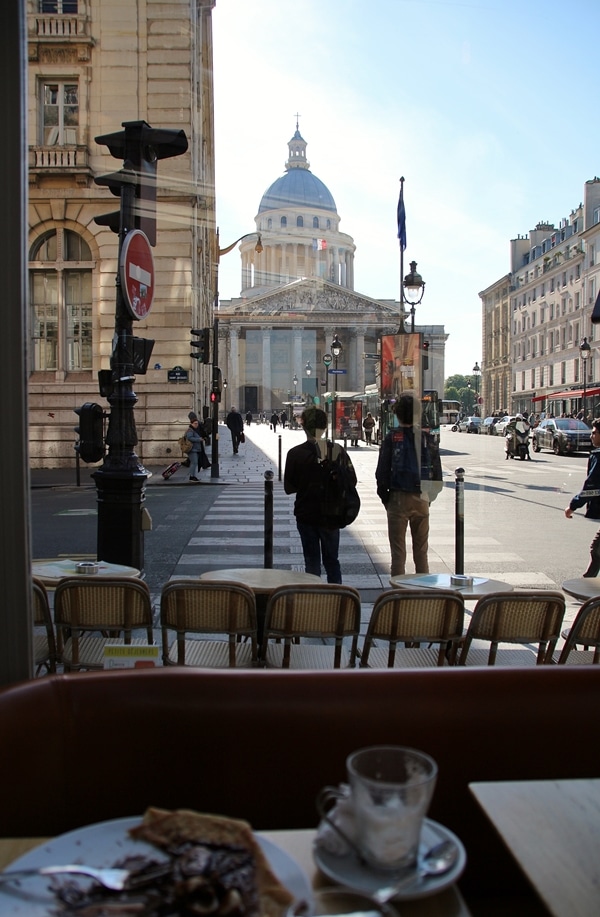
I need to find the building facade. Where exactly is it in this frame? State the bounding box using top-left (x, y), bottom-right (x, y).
top-left (480, 177), bottom-right (600, 420)
top-left (219, 128), bottom-right (447, 414)
top-left (27, 0), bottom-right (216, 468)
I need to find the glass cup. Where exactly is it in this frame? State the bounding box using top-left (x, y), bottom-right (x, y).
top-left (348, 745), bottom-right (437, 872)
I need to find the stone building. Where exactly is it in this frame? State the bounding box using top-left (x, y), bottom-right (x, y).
top-left (219, 127), bottom-right (447, 415)
top-left (26, 0), bottom-right (216, 468)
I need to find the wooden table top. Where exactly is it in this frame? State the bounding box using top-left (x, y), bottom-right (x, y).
top-left (389, 573), bottom-right (514, 599)
top-left (200, 568), bottom-right (322, 594)
top-left (32, 558), bottom-right (141, 585)
top-left (562, 577), bottom-right (600, 602)
top-left (470, 778), bottom-right (600, 917)
top-left (0, 828), bottom-right (470, 917)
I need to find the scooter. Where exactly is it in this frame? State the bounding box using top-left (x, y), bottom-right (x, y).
top-left (505, 427), bottom-right (531, 461)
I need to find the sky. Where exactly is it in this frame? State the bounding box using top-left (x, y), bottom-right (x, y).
top-left (212, 0), bottom-right (600, 379)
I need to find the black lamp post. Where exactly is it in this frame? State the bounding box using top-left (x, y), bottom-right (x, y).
top-left (223, 378), bottom-right (228, 417)
top-left (580, 337), bottom-right (591, 422)
top-left (293, 373), bottom-right (298, 402)
top-left (330, 334), bottom-right (343, 443)
top-left (212, 230), bottom-right (262, 478)
top-left (472, 362), bottom-right (481, 415)
top-left (305, 361), bottom-right (314, 403)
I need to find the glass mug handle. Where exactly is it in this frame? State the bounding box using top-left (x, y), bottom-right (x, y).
top-left (316, 786), bottom-right (365, 864)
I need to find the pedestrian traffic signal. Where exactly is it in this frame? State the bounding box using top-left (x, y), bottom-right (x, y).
top-left (74, 402), bottom-right (105, 463)
top-left (94, 120), bottom-right (188, 246)
top-left (210, 390), bottom-right (218, 404)
top-left (211, 367), bottom-right (222, 402)
top-left (190, 327), bottom-right (211, 364)
top-left (423, 340), bottom-right (430, 371)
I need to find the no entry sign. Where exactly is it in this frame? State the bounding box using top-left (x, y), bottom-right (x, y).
top-left (120, 229), bottom-right (155, 320)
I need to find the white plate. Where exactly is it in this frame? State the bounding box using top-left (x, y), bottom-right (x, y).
top-left (313, 817), bottom-right (466, 901)
top-left (0, 816), bottom-right (312, 915)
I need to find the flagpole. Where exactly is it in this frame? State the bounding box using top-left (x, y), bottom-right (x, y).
top-left (398, 176), bottom-right (406, 333)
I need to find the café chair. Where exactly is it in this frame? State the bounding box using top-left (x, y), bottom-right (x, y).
top-left (360, 589), bottom-right (465, 668)
top-left (32, 577), bottom-right (57, 675)
top-left (554, 596), bottom-right (600, 664)
top-left (458, 591), bottom-right (565, 666)
top-left (261, 584), bottom-right (361, 669)
top-left (160, 580), bottom-right (258, 667)
top-left (54, 576), bottom-right (154, 671)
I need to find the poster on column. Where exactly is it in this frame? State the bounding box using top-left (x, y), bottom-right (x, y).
top-left (380, 333), bottom-right (423, 405)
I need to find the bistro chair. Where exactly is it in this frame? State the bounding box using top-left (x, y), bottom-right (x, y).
top-left (54, 577), bottom-right (154, 672)
top-left (458, 591), bottom-right (565, 666)
top-left (261, 584), bottom-right (361, 669)
top-left (555, 596), bottom-right (600, 665)
top-left (360, 589), bottom-right (465, 668)
top-left (32, 577), bottom-right (58, 675)
top-left (160, 580), bottom-right (258, 667)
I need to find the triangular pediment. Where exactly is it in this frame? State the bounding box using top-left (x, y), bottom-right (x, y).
top-left (221, 278), bottom-right (399, 318)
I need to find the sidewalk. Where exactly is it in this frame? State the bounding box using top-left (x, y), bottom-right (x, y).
top-left (31, 421), bottom-right (295, 488)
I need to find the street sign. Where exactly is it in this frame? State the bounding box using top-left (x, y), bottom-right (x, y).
top-left (120, 229), bottom-right (155, 320)
top-left (167, 365), bottom-right (189, 383)
top-left (362, 353), bottom-right (380, 359)
top-left (328, 368), bottom-right (347, 374)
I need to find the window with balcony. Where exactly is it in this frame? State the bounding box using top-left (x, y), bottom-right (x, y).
top-left (41, 80), bottom-right (78, 145)
top-left (29, 228), bottom-right (93, 372)
top-left (40, 1), bottom-right (79, 11)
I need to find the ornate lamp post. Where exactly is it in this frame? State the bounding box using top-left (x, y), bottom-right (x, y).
top-left (472, 362), bottom-right (481, 415)
top-left (305, 361), bottom-right (313, 403)
top-left (330, 334), bottom-right (343, 443)
top-left (223, 378), bottom-right (228, 417)
top-left (580, 337), bottom-right (591, 422)
top-left (293, 373), bottom-right (298, 402)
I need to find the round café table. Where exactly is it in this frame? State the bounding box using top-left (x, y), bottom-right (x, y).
top-left (32, 558), bottom-right (141, 587)
top-left (562, 577), bottom-right (600, 602)
top-left (199, 568), bottom-right (323, 648)
top-left (389, 572), bottom-right (514, 599)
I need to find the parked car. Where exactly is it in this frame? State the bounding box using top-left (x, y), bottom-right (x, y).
top-left (458, 416), bottom-right (481, 433)
top-left (494, 415), bottom-right (515, 436)
top-left (532, 418), bottom-right (592, 455)
top-left (482, 416), bottom-right (503, 435)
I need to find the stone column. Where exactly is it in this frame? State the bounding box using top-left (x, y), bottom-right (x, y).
top-left (293, 327), bottom-right (303, 402)
top-left (229, 326), bottom-right (240, 411)
top-left (354, 325), bottom-right (367, 393)
top-left (262, 327), bottom-right (272, 411)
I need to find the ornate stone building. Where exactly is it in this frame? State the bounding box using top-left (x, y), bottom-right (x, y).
top-left (219, 127), bottom-right (447, 414)
top-left (26, 0), bottom-right (216, 467)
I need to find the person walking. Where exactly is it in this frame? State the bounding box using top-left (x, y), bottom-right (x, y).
top-left (565, 419), bottom-right (600, 576)
top-left (363, 411), bottom-right (376, 445)
top-left (225, 406), bottom-right (244, 454)
top-left (245, 410), bottom-right (253, 426)
top-left (270, 411), bottom-right (279, 432)
top-left (186, 414), bottom-right (206, 482)
top-left (284, 406), bottom-right (355, 584)
top-left (375, 392), bottom-right (443, 576)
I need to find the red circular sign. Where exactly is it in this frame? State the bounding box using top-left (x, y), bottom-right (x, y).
top-left (120, 229), bottom-right (155, 321)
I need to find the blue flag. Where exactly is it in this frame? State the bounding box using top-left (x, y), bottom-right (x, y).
top-left (397, 184), bottom-right (407, 251)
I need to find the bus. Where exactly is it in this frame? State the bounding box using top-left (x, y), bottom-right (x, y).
top-left (439, 399), bottom-right (461, 426)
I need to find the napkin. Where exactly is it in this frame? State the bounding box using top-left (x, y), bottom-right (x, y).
top-left (315, 783), bottom-right (358, 857)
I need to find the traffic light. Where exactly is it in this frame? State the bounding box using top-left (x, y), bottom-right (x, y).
top-left (94, 120), bottom-right (188, 246)
top-left (190, 327), bottom-right (211, 364)
top-left (423, 340), bottom-right (430, 371)
top-left (211, 367), bottom-right (222, 403)
top-left (74, 403), bottom-right (105, 464)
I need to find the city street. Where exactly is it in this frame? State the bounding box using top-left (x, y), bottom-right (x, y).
top-left (32, 421), bottom-right (594, 634)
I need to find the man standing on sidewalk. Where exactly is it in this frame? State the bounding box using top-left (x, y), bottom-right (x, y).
top-left (226, 406), bottom-right (244, 455)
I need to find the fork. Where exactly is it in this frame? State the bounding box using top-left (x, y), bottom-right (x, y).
top-left (0, 862), bottom-right (170, 891)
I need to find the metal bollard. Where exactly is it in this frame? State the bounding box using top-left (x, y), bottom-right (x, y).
top-left (454, 467), bottom-right (465, 575)
top-left (264, 470), bottom-right (274, 569)
top-left (278, 434), bottom-right (282, 481)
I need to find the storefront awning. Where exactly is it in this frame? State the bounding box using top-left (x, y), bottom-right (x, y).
top-left (542, 387), bottom-right (600, 401)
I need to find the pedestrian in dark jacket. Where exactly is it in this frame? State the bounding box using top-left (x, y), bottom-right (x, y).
top-left (565, 419), bottom-right (600, 576)
top-left (270, 411), bottom-right (279, 432)
top-left (226, 406), bottom-right (244, 454)
top-left (284, 406), bottom-right (354, 583)
top-left (375, 392), bottom-right (443, 576)
top-left (186, 416), bottom-right (207, 482)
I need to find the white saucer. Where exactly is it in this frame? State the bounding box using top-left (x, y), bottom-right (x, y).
top-left (313, 817), bottom-right (466, 901)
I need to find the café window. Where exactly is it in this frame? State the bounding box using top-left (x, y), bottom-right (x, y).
top-left (40, 80), bottom-right (79, 146)
top-left (29, 228), bottom-right (93, 372)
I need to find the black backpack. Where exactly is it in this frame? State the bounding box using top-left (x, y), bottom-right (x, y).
top-left (317, 441), bottom-right (361, 529)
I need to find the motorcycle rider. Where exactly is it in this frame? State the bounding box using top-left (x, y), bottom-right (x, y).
top-left (505, 413), bottom-right (532, 460)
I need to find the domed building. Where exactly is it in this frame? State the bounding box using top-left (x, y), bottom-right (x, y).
top-left (219, 124), bottom-right (446, 419)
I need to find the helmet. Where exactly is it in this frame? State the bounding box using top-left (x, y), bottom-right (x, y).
top-left (516, 413), bottom-right (523, 420)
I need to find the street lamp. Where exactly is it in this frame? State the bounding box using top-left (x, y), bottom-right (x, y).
top-left (211, 229), bottom-right (262, 478)
top-left (330, 334), bottom-right (343, 444)
top-left (305, 361), bottom-right (314, 403)
top-left (472, 362), bottom-right (481, 415)
top-left (580, 337), bottom-right (591, 422)
top-left (400, 261), bottom-right (426, 333)
top-left (293, 373), bottom-right (298, 402)
top-left (223, 378), bottom-right (228, 416)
